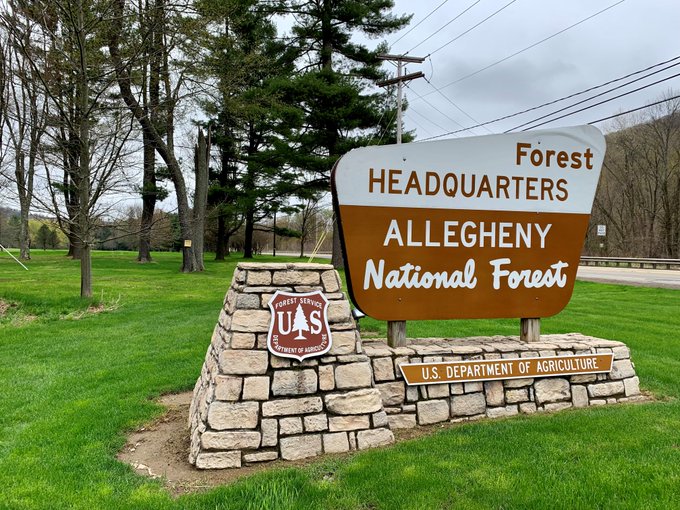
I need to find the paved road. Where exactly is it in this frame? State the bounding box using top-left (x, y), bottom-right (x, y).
top-left (577, 265), bottom-right (680, 289)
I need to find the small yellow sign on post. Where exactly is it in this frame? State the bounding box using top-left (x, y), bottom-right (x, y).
top-left (399, 353), bottom-right (613, 386)
top-left (184, 240), bottom-right (192, 248)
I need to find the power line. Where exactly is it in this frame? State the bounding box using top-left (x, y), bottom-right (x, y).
top-left (389, 0), bottom-right (451, 48)
top-left (406, 78), bottom-right (475, 134)
top-left (587, 94), bottom-right (680, 125)
top-left (414, 55), bottom-right (680, 141)
top-left (404, 0), bottom-right (482, 54)
top-left (421, 0), bottom-right (628, 97)
top-left (423, 76), bottom-right (494, 134)
top-left (505, 59), bottom-right (680, 131)
top-left (512, 69), bottom-right (680, 131)
top-left (428, 0), bottom-right (519, 57)
top-left (416, 55), bottom-right (680, 139)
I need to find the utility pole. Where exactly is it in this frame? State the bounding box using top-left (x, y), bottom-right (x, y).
top-left (377, 54), bottom-right (425, 348)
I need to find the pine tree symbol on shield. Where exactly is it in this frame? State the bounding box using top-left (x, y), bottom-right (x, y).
top-left (292, 304), bottom-right (309, 340)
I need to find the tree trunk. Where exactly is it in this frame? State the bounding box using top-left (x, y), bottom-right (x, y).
top-left (331, 214), bottom-right (344, 269)
top-left (215, 213), bottom-right (227, 260)
top-left (192, 128), bottom-right (209, 271)
top-left (16, 155), bottom-right (31, 260)
top-left (137, 130), bottom-right (156, 263)
top-left (243, 208), bottom-right (255, 259)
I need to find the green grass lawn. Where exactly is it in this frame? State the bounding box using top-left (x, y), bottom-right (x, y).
top-left (0, 250), bottom-right (679, 509)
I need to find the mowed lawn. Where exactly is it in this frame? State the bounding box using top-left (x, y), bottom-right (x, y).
top-left (0, 250), bottom-right (679, 509)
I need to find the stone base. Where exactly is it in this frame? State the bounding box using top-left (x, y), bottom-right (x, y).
top-left (188, 263), bottom-right (394, 470)
top-left (363, 334), bottom-right (641, 429)
top-left (188, 264), bottom-right (641, 469)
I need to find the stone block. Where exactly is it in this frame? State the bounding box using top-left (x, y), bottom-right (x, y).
top-left (464, 382), bottom-right (483, 393)
top-left (329, 331), bottom-right (357, 355)
top-left (262, 396), bottom-right (323, 417)
top-left (406, 385), bottom-right (420, 401)
top-left (231, 310), bottom-right (271, 333)
top-left (570, 374), bottom-right (597, 383)
top-left (246, 270), bottom-right (272, 285)
top-left (208, 402), bottom-right (259, 430)
top-left (484, 381), bottom-right (505, 407)
top-left (504, 378), bottom-right (533, 388)
top-left (612, 346), bottom-right (630, 360)
top-left (357, 428), bottom-right (394, 450)
top-left (272, 369), bottom-right (318, 396)
top-left (319, 364), bottom-right (335, 391)
top-left (543, 401), bottom-right (572, 412)
top-left (388, 414), bottom-right (417, 429)
top-left (219, 350), bottom-right (269, 375)
top-left (280, 435), bottom-right (322, 461)
top-left (328, 301), bottom-right (351, 323)
top-left (214, 375), bottom-right (242, 401)
top-left (323, 432), bottom-right (350, 453)
top-left (373, 357), bottom-right (396, 381)
top-left (588, 381), bottom-right (625, 398)
top-left (506, 388), bottom-right (529, 404)
top-left (195, 451), bottom-right (241, 469)
top-left (270, 355), bottom-right (291, 369)
top-left (372, 410), bottom-right (388, 428)
top-left (427, 384), bottom-right (450, 399)
top-left (325, 389), bottom-right (382, 415)
top-left (242, 376), bottom-right (270, 401)
top-left (244, 451), bottom-right (278, 463)
top-left (374, 381), bottom-right (405, 407)
top-left (486, 405), bottom-right (518, 419)
top-left (624, 376), bottom-right (640, 396)
top-left (572, 385), bottom-right (589, 408)
top-left (273, 271), bottom-right (320, 286)
top-left (534, 378), bottom-right (570, 404)
top-left (261, 419), bottom-right (278, 447)
top-left (236, 293), bottom-right (260, 310)
top-left (328, 415), bottom-right (370, 431)
top-left (610, 359), bottom-right (636, 380)
top-left (231, 332), bottom-right (256, 349)
top-left (450, 383), bottom-right (464, 395)
top-left (335, 362), bottom-right (372, 390)
top-left (417, 399), bottom-right (450, 425)
top-left (519, 402), bottom-right (537, 414)
top-left (201, 431), bottom-right (261, 450)
top-left (304, 413), bottom-right (328, 432)
top-left (451, 392), bottom-right (486, 417)
top-left (321, 270), bottom-right (341, 293)
top-left (279, 417), bottom-right (303, 436)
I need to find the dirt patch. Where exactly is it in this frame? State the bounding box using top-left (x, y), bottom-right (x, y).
top-left (119, 391), bottom-right (654, 496)
top-left (117, 392), bottom-right (441, 496)
top-left (0, 299), bottom-right (10, 316)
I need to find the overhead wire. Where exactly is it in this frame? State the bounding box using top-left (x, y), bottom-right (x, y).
top-left (510, 70), bottom-right (680, 131)
top-left (423, 75), bottom-right (494, 134)
top-left (404, 81), bottom-right (479, 135)
top-left (427, 0), bottom-right (519, 57)
top-left (404, 0), bottom-right (482, 55)
top-left (420, 0), bottom-right (628, 97)
top-left (389, 0), bottom-right (451, 48)
top-left (503, 59), bottom-right (680, 131)
top-left (587, 93), bottom-right (680, 125)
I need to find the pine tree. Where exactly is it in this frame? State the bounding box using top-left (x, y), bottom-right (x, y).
top-left (292, 304), bottom-right (310, 340)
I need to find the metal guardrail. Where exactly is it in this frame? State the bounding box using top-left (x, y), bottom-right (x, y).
top-left (580, 256), bottom-right (680, 270)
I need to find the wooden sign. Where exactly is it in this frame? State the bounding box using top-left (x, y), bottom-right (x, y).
top-left (331, 126), bottom-right (605, 320)
top-left (267, 290), bottom-right (333, 361)
top-left (400, 353), bottom-right (613, 386)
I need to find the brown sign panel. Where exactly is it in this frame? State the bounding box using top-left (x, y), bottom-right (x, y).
top-left (332, 126), bottom-right (606, 320)
top-left (267, 290), bottom-right (332, 361)
top-left (399, 354), bottom-right (614, 386)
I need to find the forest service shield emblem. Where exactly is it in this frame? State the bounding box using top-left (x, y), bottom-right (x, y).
top-left (267, 290), bottom-right (333, 361)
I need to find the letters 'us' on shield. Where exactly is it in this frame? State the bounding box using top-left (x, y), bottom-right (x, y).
top-left (267, 290), bottom-right (333, 361)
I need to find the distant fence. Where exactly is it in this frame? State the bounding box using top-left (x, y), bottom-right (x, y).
top-left (580, 257), bottom-right (680, 270)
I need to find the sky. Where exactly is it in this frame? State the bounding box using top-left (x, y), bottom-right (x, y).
top-left (380, 0), bottom-right (680, 140)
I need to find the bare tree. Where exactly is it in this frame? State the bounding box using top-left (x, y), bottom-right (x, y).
top-left (108, 0), bottom-right (208, 272)
top-left (0, 16), bottom-right (49, 260)
top-left (2, 0), bottom-right (134, 297)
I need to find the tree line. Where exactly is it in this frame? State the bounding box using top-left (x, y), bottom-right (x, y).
top-left (0, 0), bottom-right (410, 297)
top-left (586, 94), bottom-right (680, 259)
